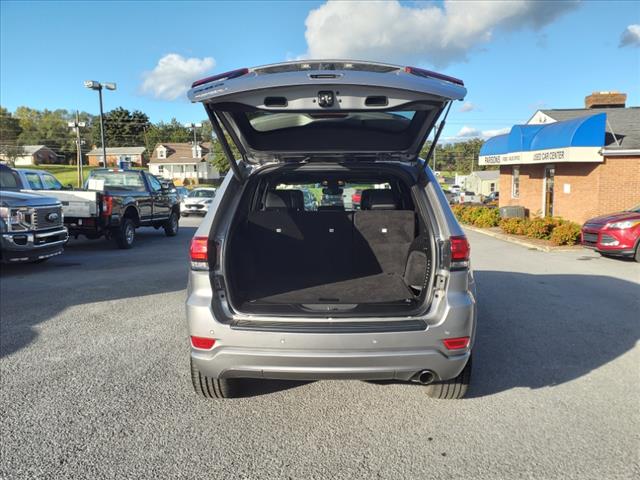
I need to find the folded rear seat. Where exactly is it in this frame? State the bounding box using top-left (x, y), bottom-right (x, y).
top-left (353, 190), bottom-right (415, 275)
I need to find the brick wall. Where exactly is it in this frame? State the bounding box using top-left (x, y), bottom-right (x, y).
top-left (499, 157), bottom-right (640, 224)
top-left (499, 164), bottom-right (545, 216)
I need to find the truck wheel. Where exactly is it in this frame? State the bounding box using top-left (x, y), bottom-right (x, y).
top-left (425, 356), bottom-right (472, 400)
top-left (164, 211), bottom-right (179, 237)
top-left (115, 218), bottom-right (135, 249)
top-left (190, 359), bottom-right (239, 399)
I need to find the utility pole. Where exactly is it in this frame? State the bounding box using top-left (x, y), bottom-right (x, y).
top-left (68, 111), bottom-right (86, 187)
top-left (185, 122), bottom-right (202, 147)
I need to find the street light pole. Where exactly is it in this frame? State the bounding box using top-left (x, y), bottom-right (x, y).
top-left (68, 111), bottom-right (86, 187)
top-left (98, 86), bottom-right (107, 168)
top-left (84, 81), bottom-right (116, 168)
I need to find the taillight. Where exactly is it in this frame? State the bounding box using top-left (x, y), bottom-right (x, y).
top-left (189, 236), bottom-right (210, 270)
top-left (450, 235), bottom-right (470, 270)
top-left (191, 68), bottom-right (249, 88)
top-left (190, 336), bottom-right (215, 350)
top-left (442, 337), bottom-right (470, 350)
top-left (101, 195), bottom-right (113, 217)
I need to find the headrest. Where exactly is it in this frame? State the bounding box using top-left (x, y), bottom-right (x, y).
top-left (265, 190), bottom-right (304, 211)
top-left (360, 189), bottom-right (399, 210)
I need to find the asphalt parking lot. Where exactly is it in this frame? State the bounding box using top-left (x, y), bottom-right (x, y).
top-left (1, 216), bottom-right (639, 480)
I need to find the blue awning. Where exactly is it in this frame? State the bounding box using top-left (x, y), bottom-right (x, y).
top-left (480, 113), bottom-right (607, 157)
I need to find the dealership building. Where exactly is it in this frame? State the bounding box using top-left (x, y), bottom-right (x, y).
top-left (479, 92), bottom-right (640, 224)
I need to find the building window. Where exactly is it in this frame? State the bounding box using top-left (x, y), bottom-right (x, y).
top-left (512, 167), bottom-right (520, 198)
top-left (158, 165), bottom-right (164, 173)
top-left (193, 165), bottom-right (197, 172)
top-left (157, 147), bottom-right (166, 159)
top-left (490, 182), bottom-right (495, 193)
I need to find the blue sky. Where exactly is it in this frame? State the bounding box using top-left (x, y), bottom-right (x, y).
top-left (1, 0), bottom-right (639, 141)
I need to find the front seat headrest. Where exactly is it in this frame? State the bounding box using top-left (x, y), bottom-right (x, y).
top-left (360, 189), bottom-right (399, 210)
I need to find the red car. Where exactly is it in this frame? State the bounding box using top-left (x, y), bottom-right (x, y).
top-left (581, 204), bottom-right (640, 262)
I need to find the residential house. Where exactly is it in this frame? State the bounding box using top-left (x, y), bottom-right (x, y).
top-left (1, 145), bottom-right (63, 166)
top-left (479, 91), bottom-right (640, 223)
top-left (465, 170), bottom-right (500, 197)
top-left (86, 147), bottom-right (146, 167)
top-left (147, 143), bottom-right (219, 184)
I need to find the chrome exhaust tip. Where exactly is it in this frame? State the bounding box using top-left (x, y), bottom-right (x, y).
top-left (412, 370), bottom-right (436, 385)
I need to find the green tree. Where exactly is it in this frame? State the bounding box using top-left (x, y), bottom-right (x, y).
top-left (209, 133), bottom-right (240, 174)
top-left (92, 107), bottom-right (150, 148)
top-left (0, 144), bottom-right (25, 166)
top-left (143, 118), bottom-right (191, 152)
top-left (0, 107), bottom-right (22, 145)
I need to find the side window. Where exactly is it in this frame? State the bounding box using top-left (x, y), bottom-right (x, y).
top-left (147, 174), bottom-right (162, 192)
top-left (25, 172), bottom-right (43, 189)
top-left (42, 173), bottom-right (62, 190)
top-left (512, 167), bottom-right (520, 198)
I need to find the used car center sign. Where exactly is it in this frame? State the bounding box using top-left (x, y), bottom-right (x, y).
top-left (479, 146), bottom-right (603, 166)
top-left (478, 113), bottom-right (606, 166)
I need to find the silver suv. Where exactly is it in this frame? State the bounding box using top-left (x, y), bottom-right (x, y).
top-left (186, 61), bottom-right (476, 399)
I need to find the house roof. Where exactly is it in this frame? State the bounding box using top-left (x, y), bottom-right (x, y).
top-left (21, 145), bottom-right (49, 154)
top-left (149, 142), bottom-right (212, 164)
top-left (470, 170), bottom-right (499, 181)
top-left (86, 146), bottom-right (146, 156)
top-left (538, 107), bottom-right (640, 150)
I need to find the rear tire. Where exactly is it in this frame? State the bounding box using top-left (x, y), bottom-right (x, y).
top-left (164, 211), bottom-right (179, 237)
top-left (115, 218), bottom-right (135, 249)
top-left (425, 356), bottom-right (472, 400)
top-left (190, 359), bottom-right (239, 399)
top-left (634, 244), bottom-right (640, 263)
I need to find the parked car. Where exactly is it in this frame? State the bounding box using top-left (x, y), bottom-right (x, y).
top-left (181, 188), bottom-right (216, 216)
top-left (15, 168), bottom-right (69, 191)
top-left (483, 191), bottom-right (499, 205)
top-left (13, 167), bottom-right (180, 249)
top-left (175, 186), bottom-right (189, 202)
top-left (581, 204), bottom-right (640, 262)
top-left (0, 164), bottom-right (68, 263)
top-left (449, 184), bottom-right (461, 194)
top-left (458, 191), bottom-right (481, 204)
top-left (186, 60), bottom-right (475, 400)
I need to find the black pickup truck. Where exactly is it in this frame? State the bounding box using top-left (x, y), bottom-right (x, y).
top-left (0, 164), bottom-right (69, 263)
top-left (15, 168), bottom-right (180, 249)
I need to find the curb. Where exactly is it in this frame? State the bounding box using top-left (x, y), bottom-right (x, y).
top-left (462, 225), bottom-right (581, 252)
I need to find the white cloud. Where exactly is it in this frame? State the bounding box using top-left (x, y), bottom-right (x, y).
top-left (445, 125), bottom-right (510, 142)
top-left (459, 102), bottom-right (477, 113)
top-left (303, 0), bottom-right (578, 67)
top-left (141, 54), bottom-right (215, 101)
top-left (619, 24), bottom-right (640, 48)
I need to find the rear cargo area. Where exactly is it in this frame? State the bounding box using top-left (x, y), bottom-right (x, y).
top-left (226, 179), bottom-right (433, 315)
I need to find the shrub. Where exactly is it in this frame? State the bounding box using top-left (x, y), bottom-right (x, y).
top-left (550, 221), bottom-right (582, 245)
top-left (473, 208), bottom-right (500, 228)
top-left (451, 205), bottom-right (500, 228)
top-left (525, 217), bottom-right (559, 240)
top-left (500, 217), bottom-right (529, 235)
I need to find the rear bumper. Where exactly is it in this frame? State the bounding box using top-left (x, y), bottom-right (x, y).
top-left (0, 227), bottom-right (68, 262)
top-left (187, 270), bottom-right (476, 382)
top-left (192, 346), bottom-right (470, 382)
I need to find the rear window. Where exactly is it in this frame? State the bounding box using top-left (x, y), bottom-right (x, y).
top-left (87, 171), bottom-right (146, 191)
top-left (189, 189), bottom-right (216, 198)
top-left (248, 111), bottom-right (416, 133)
top-left (275, 182), bottom-right (391, 212)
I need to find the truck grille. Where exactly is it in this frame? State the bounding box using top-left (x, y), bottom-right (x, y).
top-left (33, 206), bottom-right (63, 231)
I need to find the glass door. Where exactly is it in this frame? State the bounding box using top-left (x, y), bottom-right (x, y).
top-left (544, 165), bottom-right (555, 217)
